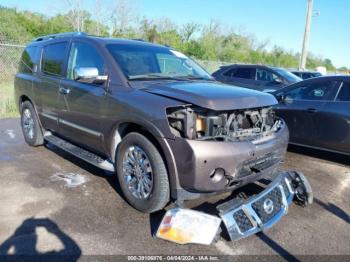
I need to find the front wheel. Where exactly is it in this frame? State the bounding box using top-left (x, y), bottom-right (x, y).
top-left (20, 101), bottom-right (44, 147)
top-left (116, 132), bottom-right (170, 213)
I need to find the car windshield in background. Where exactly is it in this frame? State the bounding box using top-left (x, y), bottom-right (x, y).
top-left (106, 44), bottom-right (213, 81)
top-left (275, 68), bottom-right (302, 82)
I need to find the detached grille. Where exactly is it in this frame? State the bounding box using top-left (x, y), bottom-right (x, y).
top-left (281, 180), bottom-right (291, 199)
top-left (219, 172), bottom-right (296, 241)
top-left (252, 188), bottom-right (283, 224)
top-left (233, 210), bottom-right (253, 232)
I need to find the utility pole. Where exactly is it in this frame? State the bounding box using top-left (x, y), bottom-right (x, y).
top-left (299, 0), bottom-right (314, 70)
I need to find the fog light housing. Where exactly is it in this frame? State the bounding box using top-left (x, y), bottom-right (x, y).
top-left (156, 208), bottom-right (221, 245)
top-left (210, 168), bottom-right (225, 183)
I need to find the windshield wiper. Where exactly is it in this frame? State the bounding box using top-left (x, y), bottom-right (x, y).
top-left (129, 74), bottom-right (214, 81)
top-left (128, 74), bottom-right (179, 81)
top-left (175, 75), bottom-right (215, 81)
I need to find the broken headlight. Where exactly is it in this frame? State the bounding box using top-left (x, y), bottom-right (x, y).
top-left (167, 106), bottom-right (282, 141)
top-left (156, 208), bottom-right (221, 245)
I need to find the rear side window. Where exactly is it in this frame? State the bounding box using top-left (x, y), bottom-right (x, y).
top-left (303, 73), bottom-right (312, 79)
top-left (223, 68), bottom-right (236, 77)
top-left (256, 69), bottom-right (279, 82)
top-left (233, 68), bottom-right (256, 79)
top-left (285, 80), bottom-right (336, 101)
top-left (337, 82), bottom-right (350, 101)
top-left (41, 42), bottom-right (68, 76)
top-left (19, 46), bottom-right (38, 74)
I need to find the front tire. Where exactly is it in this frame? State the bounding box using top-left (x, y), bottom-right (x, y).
top-left (20, 101), bottom-right (44, 147)
top-left (116, 132), bottom-right (170, 213)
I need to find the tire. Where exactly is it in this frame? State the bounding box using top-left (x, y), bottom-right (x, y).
top-left (20, 101), bottom-right (44, 147)
top-left (116, 132), bottom-right (170, 213)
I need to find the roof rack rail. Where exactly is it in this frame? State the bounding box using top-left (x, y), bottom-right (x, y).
top-left (33, 32), bottom-right (87, 42)
top-left (132, 38), bottom-right (147, 42)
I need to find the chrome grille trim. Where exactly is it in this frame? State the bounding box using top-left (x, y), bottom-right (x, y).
top-left (219, 172), bottom-right (294, 241)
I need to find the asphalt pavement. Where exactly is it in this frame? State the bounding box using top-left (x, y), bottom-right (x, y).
top-left (0, 118), bottom-right (349, 259)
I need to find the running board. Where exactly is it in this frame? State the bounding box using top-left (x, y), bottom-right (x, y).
top-left (44, 134), bottom-right (115, 172)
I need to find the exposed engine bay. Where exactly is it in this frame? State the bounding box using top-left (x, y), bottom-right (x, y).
top-left (167, 106), bottom-right (283, 141)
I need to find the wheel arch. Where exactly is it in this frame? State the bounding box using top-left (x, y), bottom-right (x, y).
top-left (18, 95), bottom-right (45, 133)
top-left (108, 121), bottom-right (179, 199)
top-left (18, 94), bottom-right (32, 110)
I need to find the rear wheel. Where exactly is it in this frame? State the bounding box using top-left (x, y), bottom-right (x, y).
top-left (116, 132), bottom-right (170, 213)
top-left (20, 101), bottom-right (44, 147)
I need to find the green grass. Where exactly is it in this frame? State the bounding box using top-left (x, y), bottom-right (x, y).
top-left (0, 82), bottom-right (19, 118)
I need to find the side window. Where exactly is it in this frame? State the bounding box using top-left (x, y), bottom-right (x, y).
top-left (67, 42), bottom-right (106, 80)
top-left (303, 73), bottom-right (312, 79)
top-left (223, 68), bottom-right (236, 77)
top-left (19, 46), bottom-right (38, 74)
top-left (256, 69), bottom-right (279, 82)
top-left (285, 81), bottom-right (336, 101)
top-left (336, 82), bottom-right (350, 102)
top-left (233, 68), bottom-right (256, 79)
top-left (42, 42), bottom-right (68, 76)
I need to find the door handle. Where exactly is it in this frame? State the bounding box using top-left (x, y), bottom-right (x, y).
top-left (59, 87), bottom-right (70, 95)
top-left (307, 108), bottom-right (317, 113)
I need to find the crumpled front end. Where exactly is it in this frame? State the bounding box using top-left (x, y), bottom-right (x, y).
top-left (166, 106), bottom-right (289, 195)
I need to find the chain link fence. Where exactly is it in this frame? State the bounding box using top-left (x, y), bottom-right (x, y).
top-left (0, 43), bottom-right (25, 117)
top-left (195, 59), bottom-right (232, 73)
top-left (0, 43), bottom-right (25, 81)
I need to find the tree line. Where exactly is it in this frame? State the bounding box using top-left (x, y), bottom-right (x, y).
top-left (0, 1), bottom-right (343, 71)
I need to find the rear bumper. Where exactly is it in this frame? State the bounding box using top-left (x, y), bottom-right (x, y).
top-left (217, 171), bottom-right (309, 241)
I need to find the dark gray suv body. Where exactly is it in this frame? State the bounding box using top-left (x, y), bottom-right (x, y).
top-left (15, 33), bottom-right (289, 213)
top-left (213, 64), bottom-right (302, 92)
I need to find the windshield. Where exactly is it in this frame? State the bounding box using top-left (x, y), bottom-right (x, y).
top-left (275, 68), bottom-right (302, 82)
top-left (106, 44), bottom-right (213, 80)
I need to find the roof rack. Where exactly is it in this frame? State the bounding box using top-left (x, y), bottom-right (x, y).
top-left (33, 32), bottom-right (87, 42)
top-left (132, 38), bottom-right (147, 42)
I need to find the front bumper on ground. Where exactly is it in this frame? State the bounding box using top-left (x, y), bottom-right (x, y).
top-left (156, 171), bottom-right (312, 244)
top-left (218, 171), bottom-right (312, 241)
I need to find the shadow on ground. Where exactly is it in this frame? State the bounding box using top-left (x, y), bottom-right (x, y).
top-left (45, 143), bottom-right (125, 200)
top-left (257, 233), bottom-right (299, 261)
top-left (0, 218), bottom-right (81, 261)
top-left (314, 198), bottom-right (350, 224)
top-left (288, 144), bottom-right (350, 166)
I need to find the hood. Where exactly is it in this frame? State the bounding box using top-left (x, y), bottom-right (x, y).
top-left (141, 81), bottom-right (277, 111)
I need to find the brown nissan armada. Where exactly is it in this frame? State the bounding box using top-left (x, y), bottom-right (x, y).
top-left (15, 32), bottom-right (312, 242)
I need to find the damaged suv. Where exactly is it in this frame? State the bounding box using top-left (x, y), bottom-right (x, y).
top-left (15, 32), bottom-right (312, 244)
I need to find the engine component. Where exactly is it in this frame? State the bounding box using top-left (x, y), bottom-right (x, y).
top-left (167, 106), bottom-right (282, 142)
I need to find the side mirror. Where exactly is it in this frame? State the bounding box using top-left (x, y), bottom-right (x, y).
top-left (276, 94), bottom-right (285, 103)
top-left (276, 94), bottom-right (293, 104)
top-left (73, 67), bottom-right (107, 84)
top-left (274, 78), bottom-right (284, 85)
top-left (33, 64), bottom-right (38, 73)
